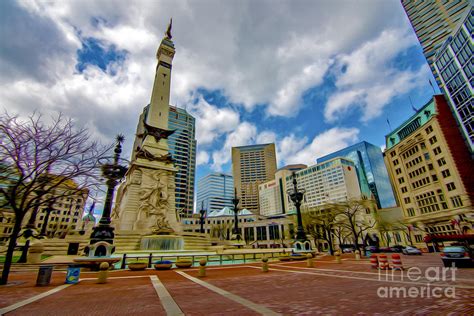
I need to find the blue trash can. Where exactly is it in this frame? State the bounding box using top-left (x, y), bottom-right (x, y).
top-left (65, 264), bottom-right (81, 284)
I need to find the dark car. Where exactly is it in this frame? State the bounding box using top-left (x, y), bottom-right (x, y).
top-left (441, 246), bottom-right (474, 268)
top-left (391, 245), bottom-right (406, 253)
top-left (365, 246), bottom-right (379, 253)
top-left (379, 247), bottom-right (394, 253)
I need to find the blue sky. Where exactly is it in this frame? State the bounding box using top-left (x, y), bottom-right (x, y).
top-left (0, 0), bottom-right (439, 211)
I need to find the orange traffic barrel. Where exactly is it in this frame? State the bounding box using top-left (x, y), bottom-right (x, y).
top-left (370, 254), bottom-right (378, 269)
top-left (391, 253), bottom-right (403, 270)
top-left (378, 254), bottom-right (389, 270)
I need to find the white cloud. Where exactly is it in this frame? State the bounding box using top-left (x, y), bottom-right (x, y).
top-left (196, 150), bottom-right (209, 166)
top-left (278, 127), bottom-right (360, 166)
top-left (325, 28), bottom-right (430, 122)
top-left (211, 121), bottom-right (257, 171)
top-left (187, 95), bottom-right (240, 146)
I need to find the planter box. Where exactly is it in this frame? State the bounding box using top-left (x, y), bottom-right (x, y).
top-left (154, 263), bottom-right (173, 270)
top-left (279, 256), bottom-right (291, 262)
top-left (175, 261), bottom-right (193, 268)
top-left (128, 262), bottom-right (147, 271)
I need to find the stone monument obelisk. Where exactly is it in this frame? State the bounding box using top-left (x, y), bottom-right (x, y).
top-left (114, 19), bottom-right (181, 235)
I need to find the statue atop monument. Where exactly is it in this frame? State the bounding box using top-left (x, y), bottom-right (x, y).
top-left (165, 18), bottom-right (172, 39)
top-left (114, 20), bottom-right (181, 234)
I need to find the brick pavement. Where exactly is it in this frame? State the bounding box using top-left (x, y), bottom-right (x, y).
top-left (0, 253), bottom-right (472, 315)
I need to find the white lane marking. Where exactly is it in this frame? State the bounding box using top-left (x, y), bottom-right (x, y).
top-left (246, 266), bottom-right (474, 289)
top-left (176, 271), bottom-right (281, 316)
top-left (149, 275), bottom-right (184, 316)
top-left (0, 284), bottom-right (72, 315)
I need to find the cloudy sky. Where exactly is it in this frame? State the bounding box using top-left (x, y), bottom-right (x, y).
top-left (1, 0), bottom-right (438, 192)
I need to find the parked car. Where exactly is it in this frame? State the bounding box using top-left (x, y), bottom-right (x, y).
top-left (379, 247), bottom-right (395, 253)
top-left (402, 246), bottom-right (422, 255)
top-left (441, 246), bottom-right (474, 268)
top-left (391, 245), bottom-right (406, 253)
top-left (365, 246), bottom-right (379, 253)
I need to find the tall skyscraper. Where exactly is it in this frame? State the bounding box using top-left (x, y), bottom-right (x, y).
top-left (433, 7), bottom-right (473, 154)
top-left (401, 0), bottom-right (471, 81)
top-left (196, 173), bottom-right (234, 214)
top-left (232, 143), bottom-right (277, 213)
top-left (318, 141), bottom-right (396, 209)
top-left (384, 95), bottom-right (473, 247)
top-left (168, 106), bottom-right (196, 217)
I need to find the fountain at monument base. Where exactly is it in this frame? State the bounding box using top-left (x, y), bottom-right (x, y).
top-left (140, 235), bottom-right (184, 251)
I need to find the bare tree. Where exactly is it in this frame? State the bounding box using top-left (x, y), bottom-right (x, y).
top-left (325, 198), bottom-right (377, 253)
top-left (0, 112), bottom-right (110, 285)
top-left (303, 207), bottom-right (340, 255)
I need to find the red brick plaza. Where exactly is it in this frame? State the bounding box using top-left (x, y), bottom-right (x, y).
top-left (1, 253), bottom-right (473, 315)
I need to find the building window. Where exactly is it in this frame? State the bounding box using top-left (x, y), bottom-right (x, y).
top-left (393, 159), bottom-right (399, 166)
top-left (432, 175), bottom-right (438, 182)
top-left (437, 158), bottom-right (446, 166)
top-left (415, 235), bottom-right (423, 243)
top-left (446, 182), bottom-right (456, 191)
top-left (395, 168), bottom-right (402, 175)
top-left (401, 187), bottom-right (408, 193)
top-left (429, 136), bottom-right (437, 144)
top-left (390, 151), bottom-right (396, 158)
top-left (425, 126), bottom-right (433, 134)
top-left (398, 177), bottom-right (405, 184)
top-left (451, 196), bottom-right (463, 208)
top-left (441, 169), bottom-right (451, 178)
top-left (404, 197), bottom-right (411, 204)
top-left (407, 208), bottom-right (415, 217)
top-left (433, 147), bottom-right (442, 155)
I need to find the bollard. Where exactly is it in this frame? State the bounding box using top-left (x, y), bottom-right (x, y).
top-left (355, 250), bottom-right (361, 261)
top-left (378, 254), bottom-right (389, 270)
top-left (335, 250), bottom-right (342, 264)
top-left (198, 259), bottom-right (207, 277)
top-left (306, 253), bottom-right (314, 268)
top-left (370, 254), bottom-right (379, 269)
top-left (262, 256), bottom-right (269, 272)
top-left (391, 253), bottom-right (403, 270)
top-left (97, 262), bottom-right (109, 284)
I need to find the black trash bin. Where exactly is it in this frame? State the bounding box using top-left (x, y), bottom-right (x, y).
top-left (36, 265), bottom-right (54, 286)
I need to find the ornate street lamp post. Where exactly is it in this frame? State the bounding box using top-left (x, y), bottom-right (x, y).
top-left (232, 188), bottom-right (241, 240)
top-left (199, 201), bottom-right (206, 234)
top-left (287, 171), bottom-right (307, 242)
top-left (90, 135), bottom-right (128, 246)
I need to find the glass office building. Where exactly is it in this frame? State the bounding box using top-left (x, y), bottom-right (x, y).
top-left (317, 141), bottom-right (396, 208)
top-left (168, 106), bottom-right (196, 217)
top-left (401, 0), bottom-right (471, 83)
top-left (196, 173), bottom-right (234, 214)
top-left (433, 7), bottom-right (473, 154)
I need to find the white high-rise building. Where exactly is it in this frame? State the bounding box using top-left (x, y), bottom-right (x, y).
top-left (285, 157), bottom-right (362, 213)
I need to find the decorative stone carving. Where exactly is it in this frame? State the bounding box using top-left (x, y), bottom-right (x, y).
top-left (131, 169), bottom-right (142, 185)
top-left (136, 147), bottom-right (174, 164)
top-left (138, 170), bottom-right (172, 232)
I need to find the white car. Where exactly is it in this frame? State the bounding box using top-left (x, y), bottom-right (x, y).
top-left (403, 246), bottom-right (422, 255)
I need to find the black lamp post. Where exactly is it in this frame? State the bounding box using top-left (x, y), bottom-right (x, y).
top-left (232, 187), bottom-right (241, 240)
top-left (90, 135), bottom-right (128, 245)
top-left (287, 171), bottom-right (307, 241)
top-left (199, 201), bottom-right (206, 234)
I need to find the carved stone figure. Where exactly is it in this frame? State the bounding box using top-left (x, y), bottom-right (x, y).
top-left (138, 171), bottom-right (172, 232)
